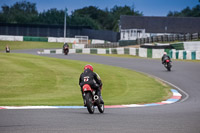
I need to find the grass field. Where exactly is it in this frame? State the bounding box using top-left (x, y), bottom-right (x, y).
top-left (0, 53), bottom-right (172, 106)
top-left (0, 41), bottom-right (71, 51)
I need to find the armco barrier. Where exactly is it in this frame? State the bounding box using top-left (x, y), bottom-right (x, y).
top-left (91, 49), bottom-right (97, 54)
top-left (124, 48), bottom-right (130, 54)
top-left (116, 48), bottom-right (124, 54)
top-left (69, 49), bottom-right (75, 54)
top-left (152, 49), bottom-right (164, 58)
top-left (183, 51), bottom-right (187, 60)
top-left (186, 51), bottom-right (192, 60)
top-left (130, 48), bottom-right (136, 55)
top-left (0, 35), bottom-right (23, 41)
top-left (171, 49), bottom-right (176, 59)
top-left (178, 51), bottom-right (183, 59)
top-left (23, 36), bottom-right (48, 42)
top-left (147, 49), bottom-right (152, 58)
top-left (139, 48), bottom-right (147, 57)
top-left (97, 49), bottom-right (106, 54)
top-left (39, 48), bottom-right (200, 60)
top-left (82, 48), bottom-right (90, 54)
top-left (76, 49), bottom-right (82, 53)
top-left (196, 51), bottom-right (200, 60)
top-left (48, 37), bottom-right (79, 43)
top-left (192, 51), bottom-right (196, 60)
top-left (111, 48), bottom-right (117, 54)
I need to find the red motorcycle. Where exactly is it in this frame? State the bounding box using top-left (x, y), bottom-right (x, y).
top-left (82, 84), bottom-right (104, 114)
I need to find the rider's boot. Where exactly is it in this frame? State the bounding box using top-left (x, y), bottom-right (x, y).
top-left (83, 99), bottom-right (86, 107)
top-left (81, 90), bottom-right (86, 107)
top-left (97, 90), bottom-right (104, 104)
top-left (99, 95), bottom-right (104, 104)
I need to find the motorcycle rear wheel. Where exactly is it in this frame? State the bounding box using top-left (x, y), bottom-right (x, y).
top-left (167, 67), bottom-right (171, 71)
top-left (85, 92), bottom-right (95, 114)
top-left (97, 103), bottom-right (104, 113)
top-left (167, 63), bottom-right (171, 71)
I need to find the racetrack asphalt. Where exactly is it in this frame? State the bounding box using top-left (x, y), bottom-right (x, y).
top-left (0, 50), bottom-right (200, 133)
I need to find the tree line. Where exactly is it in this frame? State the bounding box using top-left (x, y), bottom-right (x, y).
top-left (167, 4), bottom-right (200, 17)
top-left (0, 1), bottom-right (142, 32)
top-left (0, 1), bottom-right (200, 32)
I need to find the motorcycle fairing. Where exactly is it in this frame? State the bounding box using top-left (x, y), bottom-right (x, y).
top-left (83, 84), bottom-right (93, 92)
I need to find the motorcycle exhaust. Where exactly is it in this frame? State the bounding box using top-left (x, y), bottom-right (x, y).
top-left (94, 95), bottom-right (99, 101)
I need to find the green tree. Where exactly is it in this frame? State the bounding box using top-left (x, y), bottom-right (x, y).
top-left (38, 8), bottom-right (66, 24)
top-left (0, 1), bottom-right (143, 32)
top-left (71, 5), bottom-right (143, 31)
top-left (70, 15), bottom-right (100, 29)
top-left (0, 1), bottom-right (38, 23)
top-left (191, 5), bottom-right (200, 17)
top-left (71, 6), bottom-right (106, 29)
top-left (167, 4), bottom-right (200, 17)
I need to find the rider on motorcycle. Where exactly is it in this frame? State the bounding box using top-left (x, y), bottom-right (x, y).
top-left (161, 52), bottom-right (171, 64)
top-left (63, 43), bottom-right (69, 55)
top-left (5, 45), bottom-right (10, 53)
top-left (79, 64), bottom-right (104, 106)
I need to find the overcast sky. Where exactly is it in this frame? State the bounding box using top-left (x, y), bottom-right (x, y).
top-left (0, 0), bottom-right (199, 16)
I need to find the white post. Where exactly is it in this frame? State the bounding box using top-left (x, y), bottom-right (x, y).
top-left (64, 8), bottom-right (67, 44)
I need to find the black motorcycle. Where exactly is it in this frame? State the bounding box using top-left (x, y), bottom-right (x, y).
top-left (6, 46), bottom-right (10, 53)
top-left (63, 43), bottom-right (69, 55)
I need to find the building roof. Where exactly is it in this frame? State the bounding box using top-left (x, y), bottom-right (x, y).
top-left (120, 15), bottom-right (200, 33)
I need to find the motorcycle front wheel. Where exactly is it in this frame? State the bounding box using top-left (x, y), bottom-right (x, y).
top-left (85, 92), bottom-right (95, 114)
top-left (64, 51), bottom-right (68, 55)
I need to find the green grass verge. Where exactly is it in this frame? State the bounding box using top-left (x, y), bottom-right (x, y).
top-left (0, 53), bottom-right (172, 106)
top-left (0, 41), bottom-right (72, 51)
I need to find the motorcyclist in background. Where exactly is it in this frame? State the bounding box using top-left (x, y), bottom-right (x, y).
top-left (79, 64), bottom-right (104, 106)
top-left (5, 45), bottom-right (10, 53)
top-left (161, 52), bottom-right (171, 64)
top-left (63, 43), bottom-right (69, 55)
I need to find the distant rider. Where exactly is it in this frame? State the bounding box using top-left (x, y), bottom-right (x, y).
top-left (161, 52), bottom-right (171, 64)
top-left (79, 64), bottom-right (104, 106)
top-left (63, 43), bottom-right (69, 55)
top-left (5, 45), bottom-right (10, 53)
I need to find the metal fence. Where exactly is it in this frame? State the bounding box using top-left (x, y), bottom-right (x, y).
top-left (85, 43), bottom-right (119, 48)
top-left (137, 33), bottom-right (200, 45)
top-left (0, 23), bottom-right (120, 42)
top-left (82, 29), bottom-right (120, 42)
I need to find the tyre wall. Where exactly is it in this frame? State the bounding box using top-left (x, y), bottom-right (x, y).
top-left (39, 48), bottom-right (200, 60)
